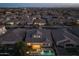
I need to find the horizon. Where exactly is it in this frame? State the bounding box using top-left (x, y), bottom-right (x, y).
top-left (0, 3), bottom-right (79, 8)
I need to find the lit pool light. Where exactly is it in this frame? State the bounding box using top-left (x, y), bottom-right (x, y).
top-left (40, 50), bottom-right (55, 56)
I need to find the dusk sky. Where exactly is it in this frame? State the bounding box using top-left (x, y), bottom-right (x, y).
top-left (0, 3), bottom-right (79, 8)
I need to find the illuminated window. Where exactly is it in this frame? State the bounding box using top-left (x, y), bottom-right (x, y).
top-left (32, 44), bottom-right (41, 49)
